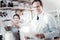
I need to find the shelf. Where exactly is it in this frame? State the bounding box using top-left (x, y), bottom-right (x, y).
top-left (0, 7), bottom-right (24, 10)
top-left (18, 0), bottom-right (32, 5)
top-left (0, 7), bottom-right (32, 11)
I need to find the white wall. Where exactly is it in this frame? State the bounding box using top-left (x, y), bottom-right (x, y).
top-left (41, 0), bottom-right (60, 11)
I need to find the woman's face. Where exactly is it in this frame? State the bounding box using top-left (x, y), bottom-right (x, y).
top-left (13, 16), bottom-right (20, 25)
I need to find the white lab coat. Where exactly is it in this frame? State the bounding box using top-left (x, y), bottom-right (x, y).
top-left (30, 11), bottom-right (59, 40)
top-left (5, 31), bottom-right (15, 40)
top-left (20, 11), bottom-right (59, 40)
top-left (4, 23), bottom-right (21, 40)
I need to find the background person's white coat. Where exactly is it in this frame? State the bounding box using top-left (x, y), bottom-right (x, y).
top-left (5, 31), bottom-right (15, 40)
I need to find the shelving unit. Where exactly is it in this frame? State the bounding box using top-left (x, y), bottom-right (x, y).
top-left (0, 7), bottom-right (32, 10)
top-left (0, 0), bottom-right (33, 40)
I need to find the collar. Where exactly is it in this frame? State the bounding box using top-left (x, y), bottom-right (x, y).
top-left (37, 10), bottom-right (44, 17)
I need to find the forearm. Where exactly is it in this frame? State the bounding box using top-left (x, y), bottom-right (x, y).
top-left (44, 29), bottom-right (59, 38)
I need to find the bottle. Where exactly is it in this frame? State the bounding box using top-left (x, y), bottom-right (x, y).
top-left (8, 2), bottom-right (13, 7)
top-left (1, 1), bottom-right (6, 7)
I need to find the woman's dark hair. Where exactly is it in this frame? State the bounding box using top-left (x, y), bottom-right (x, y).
top-left (13, 14), bottom-right (20, 19)
top-left (32, 0), bottom-right (43, 7)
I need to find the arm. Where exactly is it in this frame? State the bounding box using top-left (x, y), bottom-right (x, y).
top-left (44, 15), bottom-right (59, 38)
top-left (35, 14), bottom-right (59, 39)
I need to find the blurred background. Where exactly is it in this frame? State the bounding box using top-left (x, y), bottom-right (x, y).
top-left (0, 0), bottom-right (60, 40)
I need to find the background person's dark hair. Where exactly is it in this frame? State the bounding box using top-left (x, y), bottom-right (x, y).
top-left (32, 0), bottom-right (43, 7)
top-left (13, 14), bottom-right (20, 19)
top-left (15, 9), bottom-right (20, 14)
